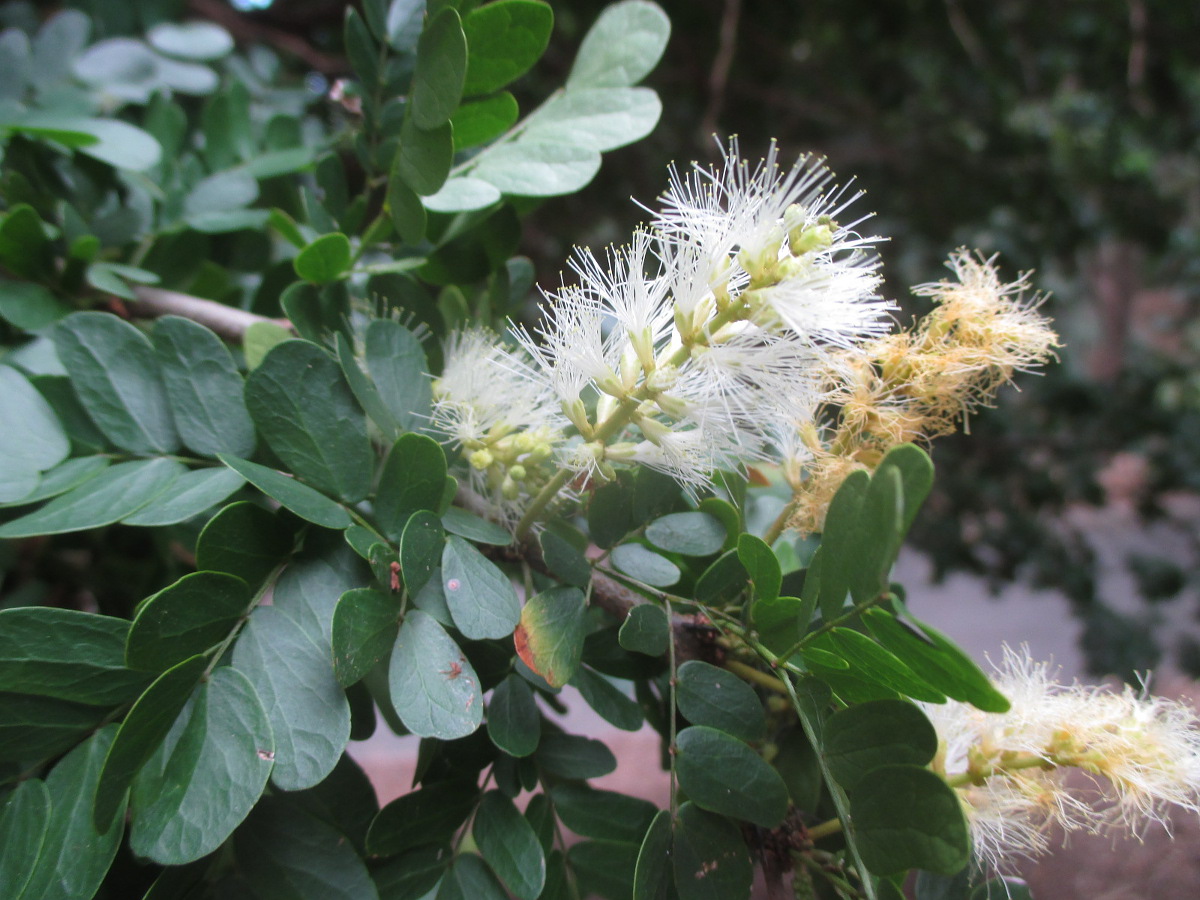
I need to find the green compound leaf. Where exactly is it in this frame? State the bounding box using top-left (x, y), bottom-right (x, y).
top-left (386, 172), bottom-right (427, 245)
top-left (750, 595), bottom-right (805, 657)
top-left (521, 87), bottom-right (661, 152)
top-left (152, 315), bottom-right (256, 458)
top-left (863, 607), bottom-right (1010, 713)
top-left (567, 840), bottom-right (639, 900)
top-left (644, 511), bottom-right (726, 556)
top-left (0, 455), bottom-right (108, 510)
top-left (461, 0), bottom-right (553, 96)
top-left (371, 844), bottom-right (452, 900)
top-left (412, 7), bottom-right (468, 129)
top-left (0, 606), bottom-right (149, 706)
top-left (126, 571), bottom-right (249, 671)
top-left (535, 732), bottom-right (617, 780)
top-left (129, 666), bottom-right (274, 865)
top-left (396, 114), bottom-right (453, 196)
top-left (0, 778), bottom-right (50, 899)
top-left (473, 790), bottom-right (546, 900)
top-left (0, 279), bottom-right (71, 330)
top-left (332, 588), bottom-right (401, 687)
top-left (389, 610), bottom-right (483, 739)
top-left (366, 778), bottom-right (479, 857)
top-left (540, 521), bottom-right (591, 589)
top-left (675, 660), bottom-right (766, 742)
top-left (442, 535), bottom-right (521, 640)
top-left (551, 783), bottom-right (657, 844)
top-left (0, 364), bottom-right (69, 473)
top-left (0, 457), bottom-right (183, 538)
top-left (487, 672), bottom-right (540, 757)
top-left (244, 340), bottom-right (373, 503)
top-left (567, 0), bottom-right (670, 89)
top-left (120, 467), bottom-right (246, 527)
top-left (376, 433), bottom-right (448, 542)
top-left (618, 604), bottom-right (669, 656)
top-left (272, 538), bottom-right (367, 643)
top-left (20, 726), bottom-right (126, 900)
top-left (218, 455), bottom-right (351, 530)
top-left (822, 628), bottom-right (947, 703)
top-left (441, 506), bottom-right (511, 545)
top-left (232, 605), bottom-right (351, 791)
top-left (451, 92), bottom-right (519, 150)
top-left (823, 699), bottom-right (939, 792)
top-left (93, 655), bottom-right (207, 832)
top-left (293, 233), bottom-right (352, 284)
top-left (674, 726), bottom-right (788, 828)
top-left (849, 465), bottom-right (904, 606)
top-left (423, 176), bottom-right (503, 213)
top-left (196, 501), bottom-right (293, 589)
top-left (400, 509), bottom-right (445, 596)
top-left (851, 765), bottom-right (970, 877)
top-left (514, 585), bottom-right (586, 689)
top-left (570, 664), bottom-right (644, 731)
top-left (815, 468), bottom-right (869, 619)
top-left (587, 475), bottom-right (634, 548)
top-left (611, 543), bottom-right (680, 587)
top-left (0, 694), bottom-right (107, 763)
top-left (53, 311), bottom-right (179, 454)
top-left (364, 319), bottom-right (433, 435)
top-left (437, 852), bottom-right (509, 900)
top-left (632, 809), bottom-right (673, 900)
top-left (737, 533), bottom-right (782, 603)
top-left (236, 798), bottom-right (380, 900)
top-left (472, 140), bottom-right (600, 197)
top-left (876, 442), bottom-right (935, 533)
top-left (671, 802), bottom-right (752, 900)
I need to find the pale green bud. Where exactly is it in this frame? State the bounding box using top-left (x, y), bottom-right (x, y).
top-left (468, 448), bottom-right (494, 470)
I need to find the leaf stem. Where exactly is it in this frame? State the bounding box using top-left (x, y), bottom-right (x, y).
top-left (723, 658), bottom-right (789, 695)
top-left (775, 592), bottom-right (893, 663)
top-left (203, 560), bottom-right (289, 678)
top-left (762, 496), bottom-right (799, 545)
top-left (664, 591), bottom-right (679, 820)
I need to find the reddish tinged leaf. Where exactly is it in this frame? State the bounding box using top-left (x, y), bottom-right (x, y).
top-left (513, 587), bottom-right (586, 688)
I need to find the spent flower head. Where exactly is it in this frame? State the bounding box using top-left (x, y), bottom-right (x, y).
top-left (924, 645), bottom-right (1200, 873)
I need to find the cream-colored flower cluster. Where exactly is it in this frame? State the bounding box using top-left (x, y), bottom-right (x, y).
top-left (432, 140), bottom-right (893, 525)
top-left (924, 646), bottom-right (1200, 872)
top-left (429, 140), bottom-right (1059, 533)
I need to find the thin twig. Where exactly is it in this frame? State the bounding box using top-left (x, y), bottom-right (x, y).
top-left (187, 0), bottom-right (347, 73)
top-left (699, 0), bottom-right (743, 139)
top-left (129, 286), bottom-right (294, 343)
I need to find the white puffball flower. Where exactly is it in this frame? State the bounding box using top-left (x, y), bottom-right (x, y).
top-left (923, 645), bottom-right (1200, 873)
top-left (652, 137), bottom-right (893, 352)
top-left (430, 328), bottom-right (568, 525)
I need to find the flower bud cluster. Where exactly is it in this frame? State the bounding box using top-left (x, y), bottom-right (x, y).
top-left (429, 328), bottom-right (571, 525)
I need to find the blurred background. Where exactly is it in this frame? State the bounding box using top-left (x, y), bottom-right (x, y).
top-left (28, 0), bottom-right (1200, 891)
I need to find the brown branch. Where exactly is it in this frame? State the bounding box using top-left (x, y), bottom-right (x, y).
top-left (129, 286), bottom-right (294, 343)
top-left (699, 0), bottom-right (743, 140)
top-left (187, 0), bottom-right (347, 74)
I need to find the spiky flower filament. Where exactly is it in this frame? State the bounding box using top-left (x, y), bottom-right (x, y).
top-left (783, 249), bottom-right (1060, 535)
top-left (922, 645), bottom-right (1200, 873)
